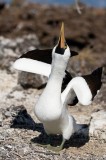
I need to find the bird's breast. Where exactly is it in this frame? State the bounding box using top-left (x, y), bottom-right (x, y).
top-left (34, 97), bottom-right (62, 122)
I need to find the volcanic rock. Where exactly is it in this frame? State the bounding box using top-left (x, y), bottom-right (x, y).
top-left (89, 110), bottom-right (106, 140)
top-left (0, 34), bottom-right (39, 71)
top-left (18, 71), bottom-right (47, 89)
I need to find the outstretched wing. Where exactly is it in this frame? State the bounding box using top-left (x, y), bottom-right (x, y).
top-left (61, 76), bottom-right (93, 106)
top-left (13, 48), bottom-right (78, 77)
top-left (61, 67), bottom-right (103, 106)
top-left (13, 49), bottom-right (52, 77)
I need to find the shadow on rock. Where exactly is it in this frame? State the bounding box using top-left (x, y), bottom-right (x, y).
top-left (9, 105), bottom-right (89, 149)
top-left (31, 124), bottom-right (90, 149)
top-left (65, 125), bottom-right (90, 148)
top-left (10, 105), bottom-right (44, 132)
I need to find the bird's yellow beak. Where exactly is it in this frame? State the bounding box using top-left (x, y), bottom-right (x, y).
top-left (58, 22), bottom-right (66, 48)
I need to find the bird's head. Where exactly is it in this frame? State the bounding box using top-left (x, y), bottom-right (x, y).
top-left (52, 22), bottom-right (70, 59)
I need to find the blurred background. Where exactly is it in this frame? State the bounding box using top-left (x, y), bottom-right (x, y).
top-left (1, 0), bottom-right (106, 7)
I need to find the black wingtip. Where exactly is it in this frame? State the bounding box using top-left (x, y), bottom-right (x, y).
top-left (92, 67), bottom-right (103, 78)
top-left (70, 50), bottom-right (79, 57)
top-left (82, 67), bottom-right (103, 99)
top-left (19, 49), bottom-right (52, 64)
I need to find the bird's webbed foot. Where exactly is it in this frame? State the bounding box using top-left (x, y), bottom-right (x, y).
top-left (47, 145), bottom-right (62, 152)
top-left (36, 143), bottom-right (50, 148)
top-left (47, 138), bottom-right (66, 152)
top-left (33, 133), bottom-right (51, 148)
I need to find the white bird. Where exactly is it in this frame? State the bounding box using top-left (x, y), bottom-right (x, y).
top-left (13, 23), bottom-right (102, 151)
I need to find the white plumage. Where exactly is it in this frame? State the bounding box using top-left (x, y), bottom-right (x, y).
top-left (62, 77), bottom-right (92, 106)
top-left (13, 58), bottom-right (51, 77)
top-left (34, 46), bottom-right (92, 150)
top-left (13, 23), bottom-right (102, 151)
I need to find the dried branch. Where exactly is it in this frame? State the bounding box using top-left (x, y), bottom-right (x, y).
top-left (75, 0), bottom-right (82, 14)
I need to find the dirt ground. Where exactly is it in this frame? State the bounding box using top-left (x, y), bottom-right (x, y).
top-left (0, 69), bottom-right (106, 160)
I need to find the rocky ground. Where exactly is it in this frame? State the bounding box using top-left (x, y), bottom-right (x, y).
top-left (0, 69), bottom-right (106, 160)
top-left (0, 1), bottom-right (106, 160)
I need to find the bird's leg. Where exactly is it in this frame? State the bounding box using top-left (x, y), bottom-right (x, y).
top-left (47, 138), bottom-right (66, 152)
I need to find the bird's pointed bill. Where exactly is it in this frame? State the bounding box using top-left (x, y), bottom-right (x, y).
top-left (58, 22), bottom-right (66, 49)
top-left (56, 23), bottom-right (78, 57)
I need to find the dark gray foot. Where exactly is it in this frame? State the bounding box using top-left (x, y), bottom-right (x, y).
top-left (47, 139), bottom-right (66, 152)
top-left (47, 145), bottom-right (63, 152)
top-left (36, 143), bottom-right (50, 148)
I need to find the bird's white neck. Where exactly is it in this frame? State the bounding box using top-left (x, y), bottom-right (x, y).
top-left (42, 53), bottom-right (69, 99)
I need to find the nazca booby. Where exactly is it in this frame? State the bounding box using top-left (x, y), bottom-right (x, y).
top-left (13, 23), bottom-right (103, 151)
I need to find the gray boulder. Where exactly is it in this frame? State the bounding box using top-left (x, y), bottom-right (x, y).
top-left (0, 34), bottom-right (39, 70)
top-left (18, 71), bottom-right (47, 89)
top-left (89, 110), bottom-right (106, 140)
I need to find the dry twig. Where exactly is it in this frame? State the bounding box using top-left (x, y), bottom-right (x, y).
top-left (75, 0), bottom-right (82, 14)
